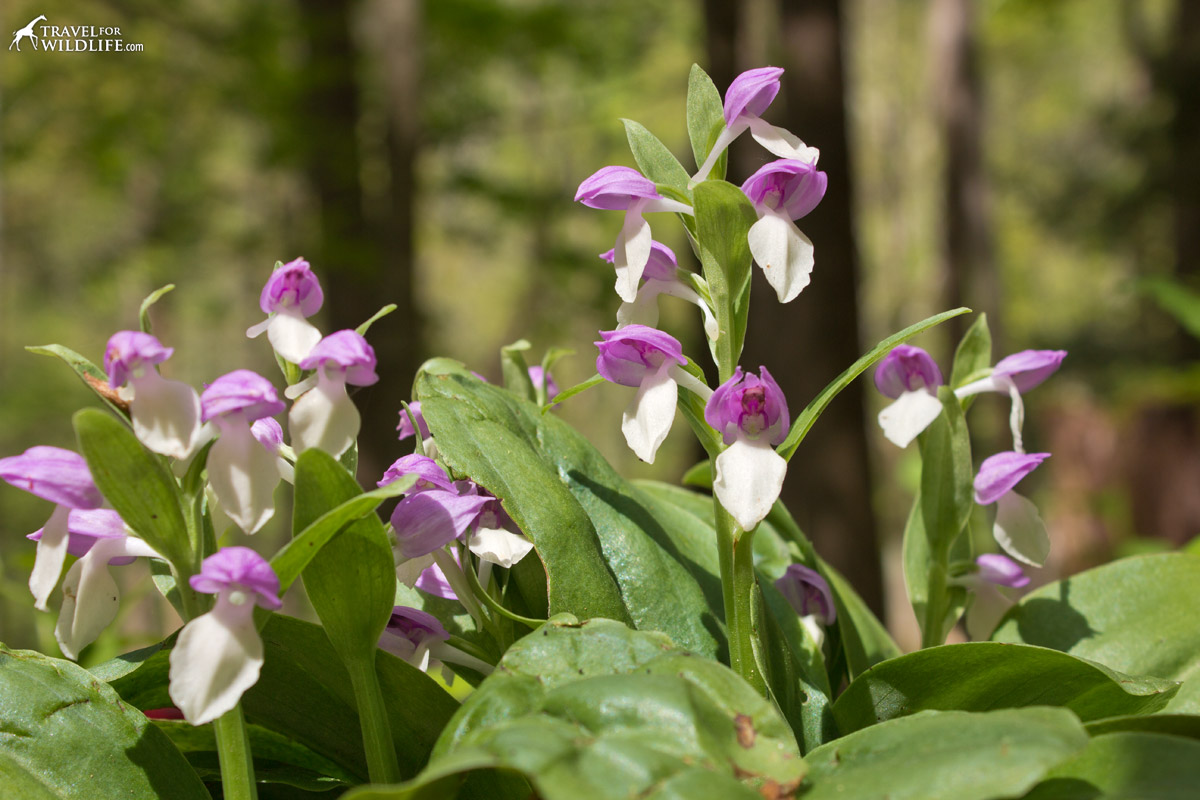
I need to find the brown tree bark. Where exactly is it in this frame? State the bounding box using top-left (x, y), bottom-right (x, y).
top-left (740, 0), bottom-right (883, 613)
top-left (930, 0), bottom-right (998, 349)
top-left (293, 0), bottom-right (423, 484)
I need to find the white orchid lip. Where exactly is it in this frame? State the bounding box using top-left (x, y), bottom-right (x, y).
top-left (56, 535), bottom-right (162, 660)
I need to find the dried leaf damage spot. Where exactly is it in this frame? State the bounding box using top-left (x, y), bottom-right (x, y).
top-left (734, 713), bottom-right (756, 748)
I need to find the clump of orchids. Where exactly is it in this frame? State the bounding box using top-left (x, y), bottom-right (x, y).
top-left (0, 64), bottom-right (1070, 797)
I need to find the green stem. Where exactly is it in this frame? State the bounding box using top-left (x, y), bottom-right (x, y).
top-left (463, 554), bottom-right (545, 630)
top-left (921, 558), bottom-right (949, 649)
top-left (212, 703), bottom-right (258, 800)
top-left (715, 500), bottom-right (769, 697)
top-left (346, 653), bottom-right (401, 785)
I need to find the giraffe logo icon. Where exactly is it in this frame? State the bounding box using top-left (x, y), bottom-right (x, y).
top-left (9, 14), bottom-right (45, 51)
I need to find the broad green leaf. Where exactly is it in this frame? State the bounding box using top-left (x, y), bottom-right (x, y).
top-left (1166, 678), bottom-right (1200, 713)
top-left (152, 718), bottom-right (359, 790)
top-left (801, 708), bottom-right (1087, 800)
top-left (990, 553), bottom-right (1200, 683)
top-left (353, 619), bottom-right (804, 800)
top-left (73, 408), bottom-right (192, 569)
top-left (1085, 714), bottom-right (1200, 740)
top-left (692, 180), bottom-right (757, 372)
top-left (622, 119), bottom-right (691, 197)
top-left (27, 343), bottom-right (129, 420)
top-left (948, 312), bottom-right (992, 389)
top-left (98, 614), bottom-right (458, 781)
top-left (831, 642), bottom-right (1178, 734)
top-left (1022, 732), bottom-right (1200, 799)
top-left (0, 644), bottom-right (208, 799)
top-left (271, 472), bottom-right (415, 592)
top-left (686, 63), bottom-right (725, 177)
top-left (917, 387), bottom-right (973, 556)
top-left (138, 284), bottom-right (175, 334)
top-left (778, 308), bottom-right (970, 460)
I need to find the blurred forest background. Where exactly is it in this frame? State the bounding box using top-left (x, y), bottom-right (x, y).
top-left (2, 0), bottom-right (1198, 658)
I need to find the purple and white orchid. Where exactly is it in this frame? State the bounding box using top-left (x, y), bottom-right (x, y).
top-left (0, 446), bottom-right (104, 610)
top-left (105, 331), bottom-right (204, 459)
top-left (601, 242), bottom-right (719, 339)
top-left (201, 370), bottom-right (287, 534)
top-left (974, 553), bottom-right (1031, 589)
top-left (288, 330), bottom-right (379, 457)
top-left (692, 67), bottom-right (821, 185)
top-left (575, 167), bottom-right (693, 304)
top-left (595, 325), bottom-right (711, 464)
top-left (379, 606), bottom-right (493, 683)
top-left (956, 350), bottom-right (1067, 452)
top-left (742, 159), bottom-right (828, 303)
top-left (874, 345), bottom-right (946, 448)
top-left (246, 258), bottom-right (325, 364)
top-left (705, 367), bottom-right (790, 531)
top-left (774, 563), bottom-right (836, 647)
top-left (168, 547), bottom-right (281, 725)
top-left (974, 451), bottom-right (1051, 567)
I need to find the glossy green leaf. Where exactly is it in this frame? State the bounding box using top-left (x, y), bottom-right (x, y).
top-left (271, 472), bottom-right (415, 592)
top-left (138, 284), bottom-right (175, 334)
top-left (0, 644), bottom-right (208, 799)
top-left (692, 180), bottom-right (757, 372)
top-left (73, 408), bottom-right (193, 569)
top-left (778, 308), bottom-right (970, 460)
top-left (990, 553), bottom-right (1200, 683)
top-left (622, 119), bottom-right (691, 198)
top-left (1166, 678), bottom-right (1200, 714)
top-left (351, 619), bottom-right (805, 800)
top-left (1022, 732), bottom-right (1200, 799)
top-left (98, 614), bottom-right (458, 781)
top-left (686, 63), bottom-right (725, 177)
top-left (801, 708), bottom-right (1087, 800)
top-left (27, 344), bottom-right (131, 420)
top-left (948, 312), bottom-right (992, 389)
top-left (831, 642), bottom-right (1178, 734)
top-left (152, 718), bottom-right (359, 790)
top-left (1085, 713), bottom-right (1200, 740)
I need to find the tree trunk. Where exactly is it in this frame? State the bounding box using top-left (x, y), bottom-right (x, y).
top-left (741, 0), bottom-right (883, 613)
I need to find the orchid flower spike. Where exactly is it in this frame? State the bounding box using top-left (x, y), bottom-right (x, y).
top-left (742, 160), bottom-right (828, 303)
top-left (874, 345), bottom-right (946, 448)
top-left (595, 325), bottom-right (711, 464)
top-left (52, 510), bottom-right (162, 660)
top-left (0, 446), bottom-right (104, 610)
top-left (774, 563), bottom-right (836, 647)
top-left (251, 417), bottom-right (295, 483)
top-left (975, 451), bottom-right (1052, 568)
top-left (105, 331), bottom-right (203, 459)
top-left (974, 553), bottom-right (1031, 589)
top-left (705, 367), bottom-right (790, 531)
top-left (602, 243), bottom-right (719, 339)
top-left (201, 370), bottom-right (288, 534)
top-left (246, 258), bottom-right (325, 364)
top-left (168, 547), bottom-right (281, 725)
top-left (956, 350), bottom-right (1067, 453)
top-left (691, 67), bottom-right (820, 185)
top-left (575, 167), bottom-right (693, 304)
top-left (381, 455), bottom-right (491, 561)
top-left (379, 606), bottom-right (493, 684)
top-left (288, 330), bottom-right (378, 457)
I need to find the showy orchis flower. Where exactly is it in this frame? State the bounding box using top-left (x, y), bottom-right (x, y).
top-left (596, 325), bottom-right (710, 464)
top-left (288, 330), bottom-right (378, 457)
top-left (975, 451), bottom-right (1051, 567)
top-left (705, 367), bottom-right (790, 531)
top-left (246, 258), bottom-right (325, 363)
top-left (0, 446), bottom-right (103, 610)
top-left (874, 345), bottom-right (947, 449)
top-left (691, 67), bottom-right (820, 185)
top-left (602, 243), bottom-right (718, 339)
top-left (742, 160), bottom-right (827, 304)
top-left (396, 401), bottom-right (431, 441)
top-left (527, 366), bottom-right (560, 402)
top-left (975, 554), bottom-right (1031, 589)
top-left (956, 350), bottom-right (1068, 453)
top-left (53, 513), bottom-right (161, 660)
top-left (379, 606), bottom-right (493, 682)
top-left (201, 370), bottom-right (287, 534)
top-left (774, 563), bottom-right (836, 647)
top-left (380, 456), bottom-right (489, 560)
top-left (105, 331), bottom-right (203, 459)
top-left (575, 167), bottom-right (693, 304)
top-left (251, 417), bottom-right (295, 483)
top-left (169, 547), bottom-right (281, 725)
